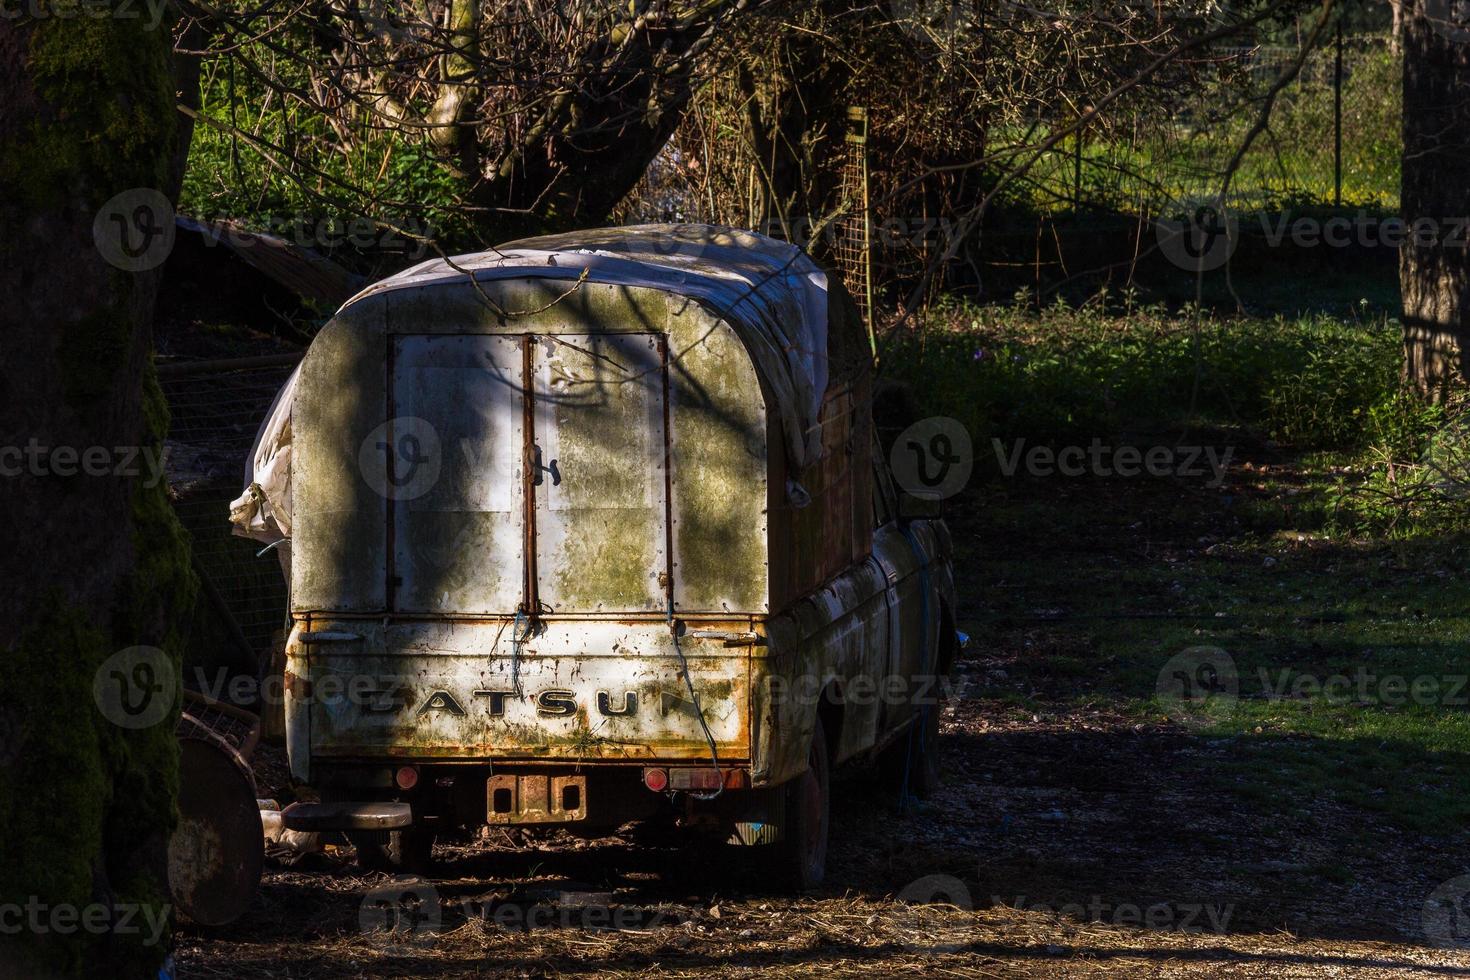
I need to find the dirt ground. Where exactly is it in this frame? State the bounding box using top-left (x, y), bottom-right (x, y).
top-left (178, 470), bottom-right (1470, 978)
top-left (174, 714), bottom-right (1470, 978)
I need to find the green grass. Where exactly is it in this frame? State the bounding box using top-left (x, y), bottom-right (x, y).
top-left (1003, 47), bottom-right (1402, 215)
top-left (956, 474), bottom-right (1470, 833)
top-left (912, 297), bottom-right (1470, 835)
top-left (882, 295), bottom-right (1423, 465)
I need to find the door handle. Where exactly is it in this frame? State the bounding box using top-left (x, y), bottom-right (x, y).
top-left (684, 630), bottom-right (765, 647)
top-left (531, 444), bottom-right (561, 487)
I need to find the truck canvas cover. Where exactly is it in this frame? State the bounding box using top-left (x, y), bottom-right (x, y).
top-left (230, 224), bottom-right (843, 557)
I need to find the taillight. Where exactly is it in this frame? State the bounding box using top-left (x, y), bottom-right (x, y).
top-left (643, 767), bottom-right (748, 792)
top-left (394, 766), bottom-right (419, 791)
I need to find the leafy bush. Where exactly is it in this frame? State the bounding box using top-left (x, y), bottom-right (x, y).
top-left (881, 295), bottom-right (1412, 458)
top-left (180, 62), bottom-right (480, 263)
top-left (884, 295), bottom-right (1470, 537)
top-left (1323, 396), bottom-right (1470, 537)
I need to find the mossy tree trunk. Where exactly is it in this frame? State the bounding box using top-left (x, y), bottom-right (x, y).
top-left (0, 5), bottom-right (196, 977)
top-left (1400, 0), bottom-right (1470, 394)
top-left (469, 6), bottom-right (734, 237)
top-left (733, 22), bottom-right (852, 255)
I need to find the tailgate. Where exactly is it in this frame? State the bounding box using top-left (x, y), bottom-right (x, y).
top-left (289, 620), bottom-right (749, 763)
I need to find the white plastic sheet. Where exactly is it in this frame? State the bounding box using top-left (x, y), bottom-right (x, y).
top-left (228, 365), bottom-right (297, 552)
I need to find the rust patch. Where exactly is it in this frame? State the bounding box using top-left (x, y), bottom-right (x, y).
top-left (485, 772), bottom-right (588, 824)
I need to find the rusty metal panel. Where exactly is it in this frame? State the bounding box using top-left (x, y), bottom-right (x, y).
top-left (485, 773), bottom-right (587, 824)
top-left (284, 639), bottom-right (312, 783)
top-left (292, 305), bottom-right (388, 612)
top-left (817, 390), bottom-right (856, 584)
top-left (667, 309), bottom-right (769, 613)
top-left (392, 335), bottom-right (525, 614)
top-left (767, 383), bottom-right (872, 611)
top-left (301, 620), bottom-right (749, 761)
top-left (751, 555), bottom-right (890, 786)
top-left (533, 334), bottom-right (667, 613)
top-left (872, 523), bottom-right (929, 732)
top-left (169, 736), bottom-right (263, 926)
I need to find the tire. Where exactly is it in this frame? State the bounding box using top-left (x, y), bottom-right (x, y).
top-left (773, 715), bottom-right (831, 891)
top-left (349, 828), bottom-right (436, 874)
top-left (878, 706), bottom-right (943, 802)
top-left (908, 705), bottom-right (943, 799)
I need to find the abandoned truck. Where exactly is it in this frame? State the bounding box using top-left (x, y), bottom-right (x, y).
top-left (232, 224), bottom-right (960, 888)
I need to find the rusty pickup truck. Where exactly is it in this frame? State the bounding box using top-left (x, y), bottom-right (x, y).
top-left (244, 225), bottom-right (959, 888)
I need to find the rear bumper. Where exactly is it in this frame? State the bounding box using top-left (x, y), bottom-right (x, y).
top-left (291, 762), bottom-right (765, 832)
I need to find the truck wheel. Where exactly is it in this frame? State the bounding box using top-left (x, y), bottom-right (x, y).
top-left (909, 706), bottom-right (943, 799)
top-left (777, 715), bottom-right (831, 891)
top-left (349, 829), bottom-right (435, 874)
top-left (878, 706), bottom-right (943, 801)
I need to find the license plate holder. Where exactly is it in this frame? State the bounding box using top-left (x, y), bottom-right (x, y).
top-left (486, 772), bottom-right (588, 824)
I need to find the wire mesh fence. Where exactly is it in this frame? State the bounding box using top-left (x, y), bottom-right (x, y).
top-left (160, 356), bottom-right (299, 666)
top-left (622, 32), bottom-right (1401, 314)
top-left (1017, 34), bottom-right (1401, 216)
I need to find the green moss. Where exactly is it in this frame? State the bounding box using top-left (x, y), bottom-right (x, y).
top-left (0, 367), bottom-right (195, 976)
top-left (123, 362), bottom-right (197, 673)
top-left (555, 512), bottom-right (655, 608)
top-left (57, 306), bottom-right (130, 409)
top-left (0, 9), bottom-right (189, 978)
top-left (0, 606), bottom-right (111, 977)
top-left (668, 316), bottom-right (769, 611)
top-left (95, 365), bottom-right (195, 977)
top-left (113, 359), bottom-right (195, 838)
top-left (3, 2), bottom-right (177, 211)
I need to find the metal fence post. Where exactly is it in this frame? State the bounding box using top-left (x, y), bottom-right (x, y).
top-left (841, 106), bottom-right (875, 355)
top-left (1334, 21), bottom-right (1344, 207)
top-left (1074, 116), bottom-right (1083, 214)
